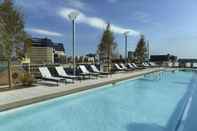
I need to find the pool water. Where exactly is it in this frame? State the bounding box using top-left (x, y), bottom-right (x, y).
top-left (0, 64), bottom-right (6, 72)
top-left (0, 71), bottom-right (196, 131)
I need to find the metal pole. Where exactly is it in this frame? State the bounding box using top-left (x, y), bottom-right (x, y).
top-left (148, 41), bottom-right (150, 62)
top-left (72, 20), bottom-right (76, 77)
top-left (125, 34), bottom-right (128, 62)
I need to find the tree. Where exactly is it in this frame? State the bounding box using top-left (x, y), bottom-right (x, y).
top-left (0, 0), bottom-right (27, 88)
top-left (134, 34), bottom-right (147, 64)
top-left (23, 38), bottom-right (32, 58)
top-left (97, 23), bottom-right (117, 72)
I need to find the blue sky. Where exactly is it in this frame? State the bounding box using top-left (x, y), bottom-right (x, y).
top-left (11, 0), bottom-right (197, 58)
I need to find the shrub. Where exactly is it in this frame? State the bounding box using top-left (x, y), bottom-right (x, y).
top-left (19, 72), bottom-right (34, 86)
top-left (12, 72), bottom-right (19, 79)
top-left (12, 71), bottom-right (19, 85)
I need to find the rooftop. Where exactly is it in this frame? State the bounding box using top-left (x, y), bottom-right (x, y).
top-left (31, 38), bottom-right (65, 52)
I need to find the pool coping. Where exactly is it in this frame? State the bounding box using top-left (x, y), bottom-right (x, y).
top-left (0, 68), bottom-right (163, 112)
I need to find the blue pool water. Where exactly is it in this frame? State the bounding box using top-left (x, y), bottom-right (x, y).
top-left (0, 70), bottom-right (196, 131)
top-left (0, 64), bottom-right (6, 72)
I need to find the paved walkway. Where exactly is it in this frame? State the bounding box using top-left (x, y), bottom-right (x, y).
top-left (0, 68), bottom-right (162, 111)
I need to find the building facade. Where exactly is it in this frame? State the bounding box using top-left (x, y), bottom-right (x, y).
top-left (53, 43), bottom-right (66, 63)
top-left (30, 38), bottom-right (65, 64)
top-left (30, 47), bottom-right (54, 64)
top-left (128, 51), bottom-right (135, 60)
top-left (150, 54), bottom-right (177, 66)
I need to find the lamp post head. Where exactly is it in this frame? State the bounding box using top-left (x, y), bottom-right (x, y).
top-left (68, 11), bottom-right (79, 21)
top-left (124, 31), bottom-right (130, 36)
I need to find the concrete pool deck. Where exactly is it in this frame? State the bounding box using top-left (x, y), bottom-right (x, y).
top-left (0, 68), bottom-right (163, 112)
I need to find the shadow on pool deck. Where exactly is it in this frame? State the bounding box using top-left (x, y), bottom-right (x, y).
top-left (0, 85), bottom-right (38, 92)
top-left (126, 123), bottom-right (164, 131)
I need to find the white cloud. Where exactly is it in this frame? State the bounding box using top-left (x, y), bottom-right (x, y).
top-left (26, 28), bottom-right (63, 37)
top-left (65, 0), bottom-right (87, 10)
top-left (59, 8), bottom-right (139, 36)
top-left (16, 0), bottom-right (89, 15)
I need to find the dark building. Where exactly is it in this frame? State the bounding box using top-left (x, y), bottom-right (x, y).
top-left (53, 43), bottom-right (65, 52)
top-left (128, 51), bottom-right (135, 60)
top-left (178, 58), bottom-right (197, 63)
top-left (31, 38), bottom-right (65, 51)
top-left (150, 54), bottom-right (177, 65)
top-left (31, 38), bottom-right (54, 47)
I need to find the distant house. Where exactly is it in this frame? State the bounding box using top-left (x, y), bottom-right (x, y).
top-left (86, 53), bottom-right (97, 63)
top-left (53, 43), bottom-right (66, 63)
top-left (53, 43), bottom-right (65, 56)
top-left (150, 54), bottom-right (177, 65)
top-left (128, 51), bottom-right (135, 60)
top-left (30, 38), bottom-right (65, 64)
top-left (178, 58), bottom-right (197, 68)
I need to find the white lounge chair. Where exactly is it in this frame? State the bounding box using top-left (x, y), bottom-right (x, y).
top-left (79, 65), bottom-right (99, 77)
top-left (55, 66), bottom-right (82, 80)
top-left (193, 63), bottom-right (197, 68)
top-left (90, 65), bottom-right (109, 75)
top-left (132, 63), bottom-right (138, 68)
top-left (39, 67), bottom-right (65, 85)
top-left (128, 63), bottom-right (135, 69)
top-left (146, 62), bottom-right (151, 67)
top-left (132, 63), bottom-right (144, 69)
top-left (114, 64), bottom-right (124, 71)
top-left (120, 63), bottom-right (133, 71)
top-left (142, 62), bottom-right (149, 67)
top-left (149, 62), bottom-right (157, 67)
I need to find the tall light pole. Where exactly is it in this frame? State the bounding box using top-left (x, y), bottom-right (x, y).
top-left (147, 40), bottom-right (150, 62)
top-left (124, 31), bottom-right (130, 62)
top-left (68, 11), bottom-right (79, 78)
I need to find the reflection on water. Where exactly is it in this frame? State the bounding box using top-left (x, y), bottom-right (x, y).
top-left (126, 123), bottom-right (164, 131)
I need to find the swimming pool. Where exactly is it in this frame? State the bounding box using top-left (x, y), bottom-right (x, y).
top-left (0, 70), bottom-right (196, 131)
top-left (0, 64), bottom-right (6, 72)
